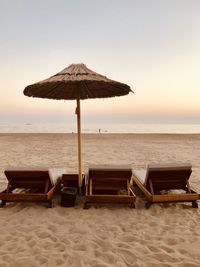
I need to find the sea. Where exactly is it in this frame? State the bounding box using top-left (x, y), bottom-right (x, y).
top-left (0, 122), bottom-right (200, 134)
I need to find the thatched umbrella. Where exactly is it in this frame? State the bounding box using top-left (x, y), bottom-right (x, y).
top-left (24, 63), bottom-right (132, 188)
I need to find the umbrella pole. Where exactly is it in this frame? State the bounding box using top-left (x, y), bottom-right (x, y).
top-left (76, 95), bottom-right (82, 193)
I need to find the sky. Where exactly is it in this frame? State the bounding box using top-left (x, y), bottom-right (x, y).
top-left (0, 0), bottom-right (200, 125)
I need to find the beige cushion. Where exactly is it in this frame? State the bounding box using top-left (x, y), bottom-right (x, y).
top-left (132, 170), bottom-right (147, 185)
top-left (88, 164), bottom-right (132, 171)
top-left (5, 167), bottom-right (49, 171)
top-left (147, 163), bottom-right (192, 172)
top-left (4, 167), bottom-right (65, 187)
top-left (48, 168), bottom-right (66, 185)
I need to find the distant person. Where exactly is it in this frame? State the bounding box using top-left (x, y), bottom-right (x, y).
top-left (99, 128), bottom-right (101, 133)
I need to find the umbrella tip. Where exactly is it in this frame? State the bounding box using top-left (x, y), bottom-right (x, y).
top-left (70, 63), bottom-right (86, 67)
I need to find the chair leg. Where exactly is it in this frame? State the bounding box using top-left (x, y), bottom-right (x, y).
top-left (0, 200), bottom-right (6, 208)
top-left (145, 202), bottom-right (152, 209)
top-left (192, 201), bottom-right (198, 208)
top-left (129, 201), bottom-right (135, 208)
top-left (83, 202), bottom-right (89, 209)
top-left (48, 200), bottom-right (53, 208)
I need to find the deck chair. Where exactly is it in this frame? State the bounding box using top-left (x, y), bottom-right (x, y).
top-left (84, 165), bottom-right (136, 209)
top-left (132, 163), bottom-right (199, 208)
top-left (0, 167), bottom-right (65, 208)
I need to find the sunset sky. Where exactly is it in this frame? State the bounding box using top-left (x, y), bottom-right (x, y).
top-left (0, 0), bottom-right (200, 125)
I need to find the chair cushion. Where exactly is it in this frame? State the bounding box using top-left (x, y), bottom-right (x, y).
top-left (88, 164), bottom-right (132, 171)
top-left (49, 168), bottom-right (66, 185)
top-left (86, 164), bottom-right (132, 185)
top-left (132, 170), bottom-right (147, 185)
top-left (147, 163), bottom-right (192, 172)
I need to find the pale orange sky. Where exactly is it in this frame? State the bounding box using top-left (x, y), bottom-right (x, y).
top-left (0, 0), bottom-right (200, 124)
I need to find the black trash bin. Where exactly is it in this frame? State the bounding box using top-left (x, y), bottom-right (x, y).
top-left (61, 187), bottom-right (77, 207)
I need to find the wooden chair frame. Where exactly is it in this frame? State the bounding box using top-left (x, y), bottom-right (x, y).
top-left (84, 165), bottom-right (136, 209)
top-left (0, 169), bottom-right (61, 208)
top-left (132, 165), bottom-right (199, 208)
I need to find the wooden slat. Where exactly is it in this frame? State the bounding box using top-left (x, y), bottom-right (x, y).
top-left (0, 192), bottom-right (47, 202)
top-left (127, 180), bottom-right (130, 195)
top-left (85, 195), bottom-right (135, 204)
top-left (44, 178), bottom-right (50, 193)
top-left (149, 179), bottom-right (154, 194)
top-left (152, 193), bottom-right (199, 202)
top-left (89, 179), bottom-right (92, 195)
top-left (47, 185), bottom-right (57, 200)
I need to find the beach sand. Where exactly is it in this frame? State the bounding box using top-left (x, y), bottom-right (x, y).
top-left (0, 133), bottom-right (200, 267)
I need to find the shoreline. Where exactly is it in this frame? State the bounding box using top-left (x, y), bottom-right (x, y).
top-left (1, 132), bottom-right (200, 135)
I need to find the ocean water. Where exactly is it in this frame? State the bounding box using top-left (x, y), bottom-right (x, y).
top-left (0, 122), bottom-right (200, 134)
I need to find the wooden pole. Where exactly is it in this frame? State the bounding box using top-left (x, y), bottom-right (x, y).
top-left (76, 95), bottom-right (82, 190)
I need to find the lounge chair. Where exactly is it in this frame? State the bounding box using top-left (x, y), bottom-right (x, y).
top-left (0, 167), bottom-right (65, 208)
top-left (132, 163), bottom-right (199, 208)
top-left (84, 165), bottom-right (136, 209)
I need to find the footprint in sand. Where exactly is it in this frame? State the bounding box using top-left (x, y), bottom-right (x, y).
top-left (164, 238), bottom-right (178, 246)
top-left (116, 242), bottom-right (133, 249)
top-left (94, 250), bottom-right (116, 264)
top-left (4, 235), bottom-right (12, 241)
top-left (0, 261), bottom-right (9, 267)
top-left (48, 224), bottom-right (58, 232)
top-left (28, 240), bottom-right (36, 247)
top-left (35, 255), bottom-right (47, 265)
top-left (178, 248), bottom-right (188, 255)
top-left (116, 248), bottom-right (138, 265)
top-left (72, 243), bottom-right (86, 252)
top-left (181, 263), bottom-right (200, 267)
top-left (54, 242), bottom-right (66, 252)
top-left (13, 258), bottom-right (37, 267)
top-left (152, 252), bottom-right (178, 263)
top-left (160, 245), bottom-right (174, 254)
top-left (25, 234), bottom-right (33, 242)
top-left (55, 258), bottom-right (65, 265)
top-left (119, 235), bottom-right (136, 243)
top-left (91, 261), bottom-right (111, 267)
top-left (49, 236), bottom-right (58, 242)
top-left (67, 256), bottom-right (85, 267)
top-left (147, 245), bottom-right (160, 253)
top-left (36, 231), bottom-right (50, 239)
top-left (1, 255), bottom-right (12, 263)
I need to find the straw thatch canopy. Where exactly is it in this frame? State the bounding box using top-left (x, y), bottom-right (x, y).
top-left (24, 63), bottom-right (132, 100)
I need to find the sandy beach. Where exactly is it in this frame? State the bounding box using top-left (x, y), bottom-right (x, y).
top-left (0, 133), bottom-right (200, 267)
